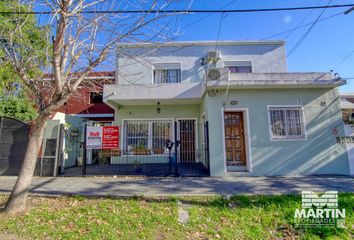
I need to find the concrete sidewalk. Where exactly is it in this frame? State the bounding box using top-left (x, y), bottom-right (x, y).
top-left (0, 176), bottom-right (353, 197)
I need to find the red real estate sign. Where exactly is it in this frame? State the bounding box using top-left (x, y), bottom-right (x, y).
top-left (102, 126), bottom-right (119, 149)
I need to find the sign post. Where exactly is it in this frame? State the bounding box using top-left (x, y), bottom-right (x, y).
top-left (82, 123), bottom-right (87, 176)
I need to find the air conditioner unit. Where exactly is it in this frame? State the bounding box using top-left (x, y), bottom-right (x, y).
top-left (206, 68), bottom-right (229, 82)
top-left (207, 50), bottom-right (221, 64)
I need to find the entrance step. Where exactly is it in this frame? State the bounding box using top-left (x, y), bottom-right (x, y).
top-left (226, 171), bottom-right (251, 177)
top-left (227, 165), bottom-right (247, 172)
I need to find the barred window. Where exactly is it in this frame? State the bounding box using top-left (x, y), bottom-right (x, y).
top-left (123, 120), bottom-right (172, 154)
top-left (268, 107), bottom-right (306, 140)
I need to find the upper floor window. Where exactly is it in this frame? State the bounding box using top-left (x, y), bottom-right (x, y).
top-left (224, 61), bottom-right (252, 73)
top-left (153, 63), bottom-right (181, 83)
top-left (90, 92), bottom-right (103, 103)
top-left (268, 106), bottom-right (306, 140)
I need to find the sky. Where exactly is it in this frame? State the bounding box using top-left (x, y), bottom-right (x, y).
top-left (33, 0), bottom-right (354, 93)
top-left (170, 0), bottom-right (354, 93)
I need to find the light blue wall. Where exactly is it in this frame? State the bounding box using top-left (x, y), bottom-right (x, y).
top-left (117, 42), bottom-right (287, 85)
top-left (110, 42), bottom-right (350, 176)
top-left (115, 104), bottom-right (200, 122)
top-left (111, 87), bottom-right (350, 176)
top-left (204, 88), bottom-right (350, 176)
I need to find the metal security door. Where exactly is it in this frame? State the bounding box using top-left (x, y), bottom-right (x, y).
top-left (178, 119), bottom-right (196, 162)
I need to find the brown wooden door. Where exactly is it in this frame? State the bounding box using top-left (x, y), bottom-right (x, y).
top-left (178, 120), bottom-right (196, 162)
top-left (224, 112), bottom-right (246, 166)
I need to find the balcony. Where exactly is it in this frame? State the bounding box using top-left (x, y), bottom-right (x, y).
top-left (206, 72), bottom-right (346, 89)
top-left (103, 81), bottom-right (205, 106)
top-left (103, 72), bottom-right (345, 106)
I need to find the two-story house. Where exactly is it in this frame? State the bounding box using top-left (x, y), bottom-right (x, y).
top-left (103, 40), bottom-right (350, 177)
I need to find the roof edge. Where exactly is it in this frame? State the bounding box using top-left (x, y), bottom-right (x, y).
top-left (116, 40), bottom-right (285, 48)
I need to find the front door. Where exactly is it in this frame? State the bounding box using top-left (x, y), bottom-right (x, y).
top-left (224, 112), bottom-right (246, 166)
top-left (178, 119), bottom-right (196, 162)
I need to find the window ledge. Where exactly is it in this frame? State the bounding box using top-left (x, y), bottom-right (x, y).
top-left (269, 137), bottom-right (307, 141)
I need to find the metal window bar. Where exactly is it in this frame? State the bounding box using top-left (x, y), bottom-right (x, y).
top-left (123, 120), bottom-right (172, 155)
top-left (269, 107), bottom-right (305, 139)
top-left (175, 119), bottom-right (210, 176)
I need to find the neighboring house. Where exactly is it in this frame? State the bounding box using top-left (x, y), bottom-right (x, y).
top-left (340, 93), bottom-right (354, 124)
top-left (43, 71), bottom-right (116, 175)
top-left (340, 93), bottom-right (354, 176)
top-left (57, 71), bottom-right (115, 122)
top-left (103, 40), bottom-right (350, 177)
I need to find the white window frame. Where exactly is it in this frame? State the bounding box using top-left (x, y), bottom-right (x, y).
top-left (152, 62), bottom-right (182, 84)
top-left (121, 119), bottom-right (174, 155)
top-left (267, 105), bottom-right (307, 141)
top-left (223, 60), bottom-right (253, 73)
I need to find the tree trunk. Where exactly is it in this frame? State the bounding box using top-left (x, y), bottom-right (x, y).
top-left (4, 113), bottom-right (50, 214)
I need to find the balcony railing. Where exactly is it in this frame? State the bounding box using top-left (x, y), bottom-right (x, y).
top-left (205, 72), bottom-right (346, 88)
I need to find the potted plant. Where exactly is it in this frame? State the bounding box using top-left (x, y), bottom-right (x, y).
top-left (133, 141), bottom-right (150, 155)
top-left (70, 128), bottom-right (80, 137)
top-left (132, 160), bottom-right (142, 173)
top-left (153, 148), bottom-right (164, 154)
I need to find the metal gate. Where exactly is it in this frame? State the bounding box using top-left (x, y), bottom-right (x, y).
top-left (0, 117), bottom-right (63, 176)
top-left (0, 117), bottom-right (29, 175)
top-left (60, 119), bottom-right (210, 177)
top-left (175, 119), bottom-right (210, 176)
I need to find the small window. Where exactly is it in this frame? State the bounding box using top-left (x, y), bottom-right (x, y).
top-left (154, 69), bottom-right (181, 83)
top-left (90, 92), bottom-right (103, 103)
top-left (350, 112), bottom-right (354, 121)
top-left (224, 61), bottom-right (252, 73)
top-left (268, 106), bottom-right (306, 140)
top-left (227, 66), bottom-right (252, 73)
top-left (153, 63), bottom-right (181, 83)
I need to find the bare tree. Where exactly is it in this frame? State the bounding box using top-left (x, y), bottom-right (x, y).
top-left (1, 0), bottom-right (189, 214)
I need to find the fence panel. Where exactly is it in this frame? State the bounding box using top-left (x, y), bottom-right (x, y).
top-left (60, 119), bottom-right (210, 177)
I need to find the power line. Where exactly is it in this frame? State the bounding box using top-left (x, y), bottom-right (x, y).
top-left (262, 12), bottom-right (342, 39)
top-left (215, 13), bottom-right (226, 51)
top-left (333, 49), bottom-right (354, 70)
top-left (182, 0), bottom-right (238, 28)
top-left (283, 0), bottom-right (322, 40)
top-left (1, 3), bottom-right (354, 15)
top-left (287, 0), bottom-right (333, 57)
